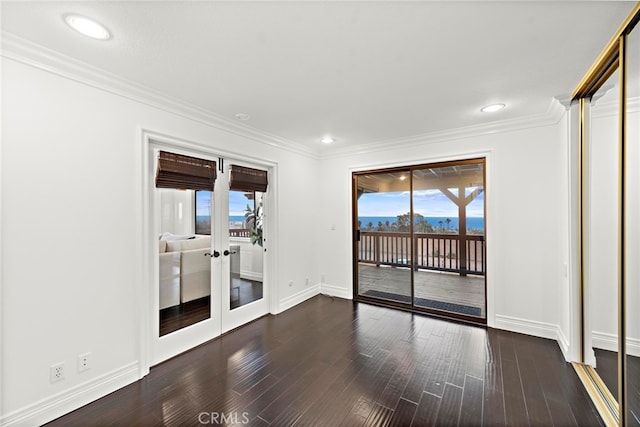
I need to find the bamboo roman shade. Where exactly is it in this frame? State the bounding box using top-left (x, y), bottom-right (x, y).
top-left (229, 165), bottom-right (268, 193)
top-left (155, 151), bottom-right (217, 191)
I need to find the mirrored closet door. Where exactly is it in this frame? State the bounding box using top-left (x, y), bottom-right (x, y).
top-left (573, 4), bottom-right (640, 425)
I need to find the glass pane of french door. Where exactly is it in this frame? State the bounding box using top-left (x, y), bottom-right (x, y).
top-left (412, 162), bottom-right (485, 320)
top-left (356, 169), bottom-right (413, 304)
top-left (158, 188), bottom-right (212, 337)
top-left (229, 190), bottom-right (264, 310)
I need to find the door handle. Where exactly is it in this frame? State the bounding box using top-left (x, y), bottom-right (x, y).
top-left (204, 250), bottom-right (221, 258)
top-left (223, 249), bottom-right (237, 256)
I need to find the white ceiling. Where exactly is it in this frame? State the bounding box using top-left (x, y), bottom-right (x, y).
top-left (1, 1), bottom-right (636, 156)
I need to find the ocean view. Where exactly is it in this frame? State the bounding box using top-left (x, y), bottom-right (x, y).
top-left (358, 216), bottom-right (484, 232)
top-left (198, 216), bottom-right (484, 232)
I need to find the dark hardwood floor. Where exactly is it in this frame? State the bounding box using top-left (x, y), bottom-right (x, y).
top-left (231, 276), bottom-right (263, 310)
top-left (160, 296), bottom-right (211, 336)
top-left (48, 295), bottom-right (603, 426)
top-left (594, 348), bottom-right (640, 425)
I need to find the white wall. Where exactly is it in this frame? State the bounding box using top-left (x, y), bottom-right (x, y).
top-left (159, 188), bottom-right (194, 236)
top-left (1, 57), bottom-right (320, 424)
top-left (1, 37), bottom-right (588, 426)
top-left (316, 119), bottom-right (569, 336)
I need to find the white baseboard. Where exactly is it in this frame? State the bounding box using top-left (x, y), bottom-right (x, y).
top-left (277, 284), bottom-right (321, 313)
top-left (556, 325), bottom-right (571, 361)
top-left (494, 314), bottom-right (571, 359)
top-left (320, 283), bottom-right (352, 300)
top-left (0, 362), bottom-right (139, 427)
top-left (592, 331), bottom-right (618, 353)
top-left (625, 336), bottom-right (639, 357)
top-left (239, 270), bottom-right (263, 282)
top-left (495, 314), bottom-right (559, 340)
top-left (592, 331), bottom-right (640, 357)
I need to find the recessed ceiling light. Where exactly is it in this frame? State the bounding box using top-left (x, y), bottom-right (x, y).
top-left (64, 14), bottom-right (111, 40)
top-left (480, 103), bottom-right (506, 113)
top-left (321, 136), bottom-right (335, 144)
top-left (235, 113), bottom-right (251, 121)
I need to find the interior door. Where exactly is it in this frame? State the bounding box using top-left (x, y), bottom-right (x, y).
top-left (150, 146), bottom-right (269, 365)
top-left (219, 163), bottom-right (269, 334)
top-left (152, 146), bottom-right (221, 365)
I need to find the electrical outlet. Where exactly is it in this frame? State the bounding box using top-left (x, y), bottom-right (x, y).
top-left (305, 277), bottom-right (309, 286)
top-left (78, 352), bottom-right (91, 372)
top-left (50, 362), bottom-right (64, 383)
top-left (288, 280), bottom-right (293, 287)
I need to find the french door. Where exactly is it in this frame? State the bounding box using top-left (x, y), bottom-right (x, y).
top-left (353, 158), bottom-right (486, 324)
top-left (149, 142), bottom-right (269, 365)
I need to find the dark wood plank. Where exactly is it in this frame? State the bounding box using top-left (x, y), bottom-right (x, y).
top-left (160, 296), bottom-right (211, 336)
top-left (412, 392), bottom-right (441, 426)
top-left (45, 296), bottom-right (605, 427)
top-left (363, 403), bottom-right (394, 427)
top-left (501, 357), bottom-right (528, 425)
top-left (388, 398), bottom-right (418, 427)
top-left (459, 375), bottom-right (484, 426)
top-left (434, 383), bottom-right (463, 427)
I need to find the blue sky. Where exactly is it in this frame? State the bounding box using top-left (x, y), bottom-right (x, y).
top-left (358, 188), bottom-right (484, 217)
top-left (195, 190), bottom-right (253, 217)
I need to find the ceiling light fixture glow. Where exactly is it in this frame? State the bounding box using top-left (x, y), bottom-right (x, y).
top-left (64, 14), bottom-right (111, 40)
top-left (480, 103), bottom-right (506, 113)
top-left (321, 136), bottom-right (335, 144)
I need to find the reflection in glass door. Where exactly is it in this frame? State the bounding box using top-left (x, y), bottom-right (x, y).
top-left (625, 24), bottom-right (640, 427)
top-left (220, 164), bottom-right (269, 333)
top-left (150, 146), bottom-right (271, 364)
top-left (585, 71), bottom-right (620, 407)
top-left (354, 159), bottom-right (486, 323)
top-left (228, 190), bottom-right (264, 310)
top-left (157, 153), bottom-right (215, 337)
top-left (571, 6), bottom-right (640, 424)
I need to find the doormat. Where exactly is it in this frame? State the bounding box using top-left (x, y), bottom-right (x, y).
top-left (362, 290), bottom-right (482, 317)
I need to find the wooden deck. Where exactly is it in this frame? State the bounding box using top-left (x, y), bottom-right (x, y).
top-left (357, 263), bottom-right (485, 318)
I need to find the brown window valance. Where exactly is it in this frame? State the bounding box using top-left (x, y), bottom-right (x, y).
top-left (155, 151), bottom-right (217, 191)
top-left (229, 165), bottom-right (268, 193)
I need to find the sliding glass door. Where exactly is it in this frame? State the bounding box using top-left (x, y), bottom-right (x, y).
top-left (412, 162), bottom-right (485, 319)
top-left (355, 169), bottom-right (413, 305)
top-left (353, 158), bottom-right (486, 323)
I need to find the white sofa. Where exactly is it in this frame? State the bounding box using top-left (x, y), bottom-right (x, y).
top-left (159, 235), bottom-right (211, 309)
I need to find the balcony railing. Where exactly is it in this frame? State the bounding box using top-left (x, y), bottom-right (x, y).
top-left (358, 231), bottom-right (485, 276)
top-left (230, 228), bottom-right (251, 238)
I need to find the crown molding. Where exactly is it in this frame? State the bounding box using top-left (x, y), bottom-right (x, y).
top-left (318, 98), bottom-right (567, 160)
top-left (2, 31), bottom-right (572, 163)
top-left (0, 31), bottom-right (319, 159)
